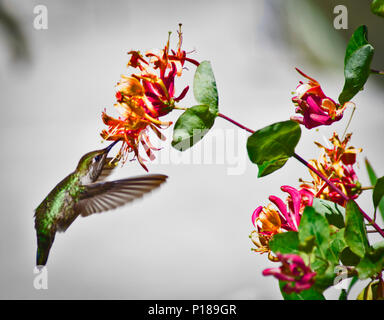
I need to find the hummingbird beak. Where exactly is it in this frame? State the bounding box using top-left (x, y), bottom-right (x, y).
top-left (103, 140), bottom-right (120, 155)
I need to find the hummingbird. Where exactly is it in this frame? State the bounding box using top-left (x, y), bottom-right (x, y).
top-left (34, 140), bottom-right (167, 266)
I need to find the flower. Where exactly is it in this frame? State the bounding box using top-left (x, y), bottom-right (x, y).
top-left (249, 230), bottom-right (278, 261)
top-left (291, 68), bottom-right (351, 129)
top-left (250, 186), bottom-right (313, 260)
top-left (315, 132), bottom-right (362, 167)
top-left (262, 253), bottom-right (316, 294)
top-left (101, 25), bottom-right (199, 171)
top-left (252, 186), bottom-right (314, 234)
top-left (300, 132), bottom-right (362, 206)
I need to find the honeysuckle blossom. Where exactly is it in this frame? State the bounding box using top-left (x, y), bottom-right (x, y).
top-left (101, 25), bottom-right (199, 171)
top-left (252, 185), bottom-right (314, 234)
top-left (291, 68), bottom-right (351, 129)
top-left (250, 186), bottom-right (314, 260)
top-left (250, 230), bottom-right (279, 262)
top-left (262, 253), bottom-right (316, 294)
top-left (300, 133), bottom-right (362, 206)
top-left (314, 133), bottom-right (362, 167)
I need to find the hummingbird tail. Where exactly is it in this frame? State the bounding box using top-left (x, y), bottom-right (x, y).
top-left (36, 235), bottom-right (53, 266)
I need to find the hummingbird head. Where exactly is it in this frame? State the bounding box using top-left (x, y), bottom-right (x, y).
top-left (76, 140), bottom-right (119, 182)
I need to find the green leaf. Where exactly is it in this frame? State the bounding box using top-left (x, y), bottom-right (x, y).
top-left (340, 247), bottom-right (361, 266)
top-left (344, 26), bottom-right (370, 63)
top-left (339, 25), bottom-right (374, 104)
top-left (310, 256), bottom-right (329, 275)
top-left (344, 200), bottom-right (370, 258)
top-left (356, 246), bottom-right (384, 279)
top-left (373, 176), bottom-right (384, 213)
top-left (339, 275), bottom-right (358, 300)
top-left (172, 61), bottom-right (220, 152)
top-left (348, 275), bottom-right (359, 292)
top-left (193, 61), bottom-right (218, 114)
top-left (371, 0), bottom-right (384, 17)
top-left (312, 265), bottom-right (336, 292)
top-left (365, 158), bottom-right (377, 185)
top-left (256, 158), bottom-right (289, 178)
top-left (279, 281), bottom-right (325, 300)
top-left (246, 120), bottom-right (301, 177)
top-left (312, 198), bottom-right (345, 228)
top-left (339, 289), bottom-right (348, 300)
top-left (298, 207), bottom-right (330, 258)
top-left (328, 228), bottom-right (347, 264)
top-left (269, 231), bottom-right (300, 255)
top-left (365, 159), bottom-right (384, 221)
top-left (297, 207), bottom-right (339, 293)
top-left (298, 235), bottom-right (316, 254)
top-left (171, 105), bottom-right (216, 151)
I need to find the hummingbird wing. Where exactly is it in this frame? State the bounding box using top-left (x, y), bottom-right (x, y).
top-left (75, 174), bottom-right (167, 217)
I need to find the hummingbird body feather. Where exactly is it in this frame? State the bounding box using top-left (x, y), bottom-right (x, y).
top-left (34, 144), bottom-right (167, 266)
top-left (34, 172), bottom-right (82, 265)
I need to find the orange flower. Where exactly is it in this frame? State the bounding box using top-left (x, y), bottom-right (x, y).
top-left (314, 133), bottom-right (362, 166)
top-left (101, 25), bottom-right (199, 171)
top-left (253, 204), bottom-right (283, 235)
top-left (300, 133), bottom-right (362, 206)
top-left (250, 205), bottom-right (281, 261)
top-left (250, 230), bottom-right (279, 262)
top-left (250, 186), bottom-right (314, 261)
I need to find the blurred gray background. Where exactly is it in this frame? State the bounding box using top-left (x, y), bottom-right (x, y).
top-left (0, 0), bottom-right (383, 299)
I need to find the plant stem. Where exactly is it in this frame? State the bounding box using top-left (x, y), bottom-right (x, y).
top-left (367, 229), bottom-right (384, 234)
top-left (360, 186), bottom-right (374, 191)
top-left (293, 153), bottom-right (349, 202)
top-left (174, 105), bottom-right (187, 111)
top-left (217, 113), bottom-right (255, 134)
top-left (371, 68), bottom-right (384, 75)
top-left (341, 103), bottom-right (356, 140)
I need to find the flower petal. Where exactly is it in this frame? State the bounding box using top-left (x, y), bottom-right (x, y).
top-left (252, 206), bottom-right (263, 227)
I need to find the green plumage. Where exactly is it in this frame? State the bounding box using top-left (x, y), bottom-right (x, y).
top-left (34, 173), bottom-right (82, 265)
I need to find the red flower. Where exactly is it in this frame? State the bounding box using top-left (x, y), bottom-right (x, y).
top-left (263, 253), bottom-right (316, 294)
top-left (101, 25), bottom-right (199, 171)
top-left (291, 68), bottom-right (351, 129)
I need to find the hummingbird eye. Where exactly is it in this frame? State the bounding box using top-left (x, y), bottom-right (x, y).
top-left (94, 155), bottom-right (102, 163)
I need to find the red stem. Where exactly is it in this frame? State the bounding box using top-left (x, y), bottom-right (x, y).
top-left (218, 112), bottom-right (384, 238)
top-left (371, 69), bottom-right (384, 75)
top-left (217, 113), bottom-right (255, 134)
top-left (293, 153), bottom-right (348, 203)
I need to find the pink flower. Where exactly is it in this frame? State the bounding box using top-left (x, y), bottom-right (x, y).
top-left (262, 253), bottom-right (316, 294)
top-left (252, 186), bottom-right (314, 234)
top-left (291, 68), bottom-right (349, 129)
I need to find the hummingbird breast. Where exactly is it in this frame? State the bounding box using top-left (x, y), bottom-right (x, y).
top-left (34, 172), bottom-right (83, 235)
